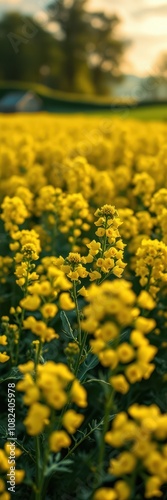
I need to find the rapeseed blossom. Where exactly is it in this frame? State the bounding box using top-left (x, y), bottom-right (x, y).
top-left (0, 115), bottom-right (167, 499)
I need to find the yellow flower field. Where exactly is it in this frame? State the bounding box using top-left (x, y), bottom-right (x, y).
top-left (0, 114), bottom-right (167, 500)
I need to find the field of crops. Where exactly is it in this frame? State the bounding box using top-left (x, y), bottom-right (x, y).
top-left (0, 114), bottom-right (167, 500)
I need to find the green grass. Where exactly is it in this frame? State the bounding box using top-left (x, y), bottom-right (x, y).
top-left (122, 105), bottom-right (167, 121)
top-left (89, 104), bottom-right (167, 121)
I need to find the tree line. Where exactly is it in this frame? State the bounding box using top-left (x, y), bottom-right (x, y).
top-left (0, 0), bottom-right (128, 95)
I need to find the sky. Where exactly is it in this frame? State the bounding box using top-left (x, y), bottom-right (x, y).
top-left (1, 0), bottom-right (167, 76)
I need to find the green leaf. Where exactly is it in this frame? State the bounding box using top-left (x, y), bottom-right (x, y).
top-left (78, 354), bottom-right (99, 381)
top-left (60, 311), bottom-right (76, 340)
top-left (0, 367), bottom-right (21, 384)
top-left (45, 459), bottom-right (74, 477)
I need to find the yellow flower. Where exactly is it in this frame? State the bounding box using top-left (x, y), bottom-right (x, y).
top-left (128, 403), bottom-right (159, 420)
top-left (15, 469), bottom-right (25, 484)
top-left (105, 430), bottom-right (125, 448)
top-left (89, 270), bottom-right (101, 281)
top-left (85, 253), bottom-right (94, 263)
top-left (101, 322), bottom-right (119, 341)
top-left (23, 316), bottom-right (37, 330)
top-left (78, 286), bottom-right (88, 298)
top-left (90, 339), bottom-right (106, 354)
top-left (16, 278), bottom-right (25, 287)
top-left (49, 431), bottom-right (71, 452)
top-left (23, 386), bottom-right (40, 405)
top-left (18, 361), bottom-right (35, 373)
top-left (117, 343), bottom-right (135, 363)
top-left (0, 352), bottom-right (10, 363)
top-left (38, 362), bottom-right (74, 384)
top-left (45, 389), bottom-right (67, 409)
top-left (95, 228), bottom-right (106, 237)
top-left (130, 329), bottom-right (149, 347)
top-left (16, 373), bottom-right (34, 392)
top-left (0, 478), bottom-right (5, 493)
top-left (96, 205), bottom-right (116, 217)
top-left (86, 240), bottom-right (101, 256)
top-left (109, 451), bottom-right (136, 476)
top-left (67, 270), bottom-right (79, 281)
top-left (20, 294), bottom-right (41, 311)
top-left (0, 450), bottom-right (9, 471)
top-left (40, 280), bottom-right (52, 296)
top-left (0, 492), bottom-right (11, 500)
top-left (110, 375), bottom-right (129, 394)
top-left (23, 403), bottom-right (50, 435)
top-left (62, 410), bottom-right (84, 434)
top-left (112, 412), bottom-right (128, 429)
top-left (41, 303), bottom-right (58, 319)
top-left (98, 349), bottom-right (118, 369)
top-left (144, 451), bottom-right (162, 475)
top-left (77, 266), bottom-right (88, 278)
top-left (125, 363), bottom-right (143, 383)
top-left (65, 342), bottom-right (79, 356)
top-left (70, 380), bottom-right (87, 408)
top-left (112, 266), bottom-right (124, 278)
top-left (94, 488), bottom-right (117, 500)
top-left (137, 291), bottom-right (156, 310)
top-left (114, 481), bottom-right (131, 500)
top-left (137, 345), bottom-right (157, 363)
top-left (145, 476), bottom-right (163, 498)
top-left (1, 195), bottom-right (28, 232)
top-left (68, 252), bottom-right (81, 264)
top-left (94, 217), bottom-right (105, 227)
top-left (0, 335), bottom-right (8, 346)
top-left (4, 443), bottom-right (22, 458)
top-left (59, 293), bottom-right (75, 310)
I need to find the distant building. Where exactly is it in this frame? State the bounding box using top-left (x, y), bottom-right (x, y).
top-left (0, 91), bottom-right (42, 113)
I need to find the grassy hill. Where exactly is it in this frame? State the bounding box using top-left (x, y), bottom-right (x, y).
top-left (0, 81), bottom-right (136, 112)
top-left (0, 81), bottom-right (167, 120)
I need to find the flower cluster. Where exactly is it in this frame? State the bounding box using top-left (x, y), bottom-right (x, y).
top-left (0, 256), bottom-right (13, 284)
top-left (17, 361), bottom-right (86, 448)
top-left (82, 280), bottom-right (157, 391)
top-left (135, 238), bottom-right (167, 296)
top-left (11, 229), bottom-right (41, 289)
top-left (1, 196), bottom-right (29, 233)
top-left (101, 404), bottom-right (167, 499)
top-left (85, 204), bottom-right (126, 281)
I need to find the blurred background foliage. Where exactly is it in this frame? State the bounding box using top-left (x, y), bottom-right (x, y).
top-left (0, 0), bottom-right (128, 95)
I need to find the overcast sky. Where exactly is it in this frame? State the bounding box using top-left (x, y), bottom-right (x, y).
top-left (1, 0), bottom-right (167, 76)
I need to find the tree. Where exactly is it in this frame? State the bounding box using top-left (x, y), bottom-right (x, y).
top-left (47, 0), bottom-right (127, 94)
top-left (0, 12), bottom-right (62, 86)
top-left (143, 52), bottom-right (167, 101)
top-left (155, 52), bottom-right (167, 80)
top-left (0, 5), bottom-right (128, 95)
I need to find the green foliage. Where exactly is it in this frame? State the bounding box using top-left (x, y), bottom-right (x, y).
top-left (0, 1), bottom-right (127, 95)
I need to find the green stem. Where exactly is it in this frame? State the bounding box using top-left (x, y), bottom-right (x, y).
top-left (101, 217), bottom-right (108, 257)
top-left (15, 260), bottom-right (30, 365)
top-left (73, 281), bottom-right (82, 345)
top-left (74, 330), bottom-right (87, 377)
top-left (35, 409), bottom-right (55, 499)
top-left (15, 307), bottom-right (25, 365)
top-left (35, 436), bottom-right (41, 500)
top-left (94, 388), bottom-right (114, 489)
top-left (34, 339), bottom-right (42, 375)
top-left (61, 418), bottom-right (105, 462)
top-left (57, 329), bottom-right (88, 427)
